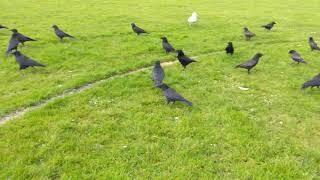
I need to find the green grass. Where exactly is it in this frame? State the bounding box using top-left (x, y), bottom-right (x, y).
top-left (1, 0), bottom-right (320, 178)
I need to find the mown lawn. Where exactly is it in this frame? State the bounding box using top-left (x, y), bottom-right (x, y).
top-left (1, 0), bottom-right (320, 178)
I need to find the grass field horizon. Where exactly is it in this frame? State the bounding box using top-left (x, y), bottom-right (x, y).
top-left (1, 0), bottom-right (320, 178)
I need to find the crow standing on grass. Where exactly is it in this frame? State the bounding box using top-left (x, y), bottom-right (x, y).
top-left (0, 25), bottom-right (8, 29)
top-left (52, 25), bottom-right (75, 40)
top-left (176, 49), bottom-right (197, 69)
top-left (235, 53), bottom-right (263, 74)
top-left (6, 33), bottom-right (20, 55)
top-left (152, 60), bottom-right (165, 87)
top-left (308, 37), bottom-right (320, 51)
top-left (289, 50), bottom-right (307, 64)
top-left (301, 73), bottom-right (320, 89)
top-left (10, 29), bottom-right (36, 45)
top-left (161, 37), bottom-right (175, 53)
top-left (225, 42), bottom-right (234, 55)
top-left (243, 27), bottom-right (256, 40)
top-left (158, 83), bottom-right (193, 106)
top-left (261, 21), bottom-right (276, 30)
top-left (12, 51), bottom-right (46, 70)
top-left (131, 23), bottom-right (148, 35)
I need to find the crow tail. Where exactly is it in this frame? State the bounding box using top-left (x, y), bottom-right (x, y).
top-left (66, 34), bottom-right (75, 38)
top-left (37, 63), bottom-right (46, 67)
top-left (182, 100), bottom-right (193, 106)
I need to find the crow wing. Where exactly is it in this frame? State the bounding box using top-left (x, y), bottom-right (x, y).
top-left (16, 55), bottom-right (45, 68)
top-left (6, 36), bottom-right (19, 54)
top-left (152, 66), bottom-right (165, 86)
top-left (163, 42), bottom-right (175, 52)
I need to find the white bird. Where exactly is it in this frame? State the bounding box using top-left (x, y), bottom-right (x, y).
top-left (188, 12), bottom-right (198, 26)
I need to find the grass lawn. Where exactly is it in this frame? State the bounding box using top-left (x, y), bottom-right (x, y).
top-left (1, 0), bottom-right (320, 178)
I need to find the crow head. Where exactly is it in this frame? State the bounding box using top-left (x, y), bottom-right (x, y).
top-left (12, 51), bottom-right (21, 56)
top-left (161, 36), bottom-right (168, 42)
top-left (256, 52), bottom-right (263, 57)
top-left (176, 49), bottom-right (184, 57)
top-left (289, 50), bottom-right (296, 54)
top-left (10, 29), bottom-right (18, 33)
top-left (52, 25), bottom-right (58, 29)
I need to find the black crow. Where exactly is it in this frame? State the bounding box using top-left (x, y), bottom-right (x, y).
top-left (261, 21), bottom-right (276, 30)
top-left (158, 83), bottom-right (193, 106)
top-left (52, 25), bottom-right (75, 40)
top-left (131, 23), bottom-right (148, 35)
top-left (176, 49), bottom-right (197, 69)
top-left (308, 37), bottom-right (320, 51)
top-left (0, 25), bottom-right (8, 29)
top-left (289, 50), bottom-right (307, 64)
top-left (225, 42), bottom-right (234, 55)
top-left (235, 53), bottom-right (263, 74)
top-left (152, 60), bottom-right (165, 87)
top-left (10, 29), bottom-right (36, 45)
top-left (12, 51), bottom-right (46, 70)
top-left (6, 33), bottom-right (19, 55)
top-left (302, 73), bottom-right (320, 89)
top-left (161, 37), bottom-right (175, 53)
top-left (243, 27), bottom-right (256, 40)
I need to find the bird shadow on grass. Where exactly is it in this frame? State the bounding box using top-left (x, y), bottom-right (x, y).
top-left (301, 89), bottom-right (320, 94)
top-left (47, 38), bottom-right (77, 44)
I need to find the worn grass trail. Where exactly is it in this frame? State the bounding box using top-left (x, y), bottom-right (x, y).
top-left (0, 60), bottom-right (179, 124)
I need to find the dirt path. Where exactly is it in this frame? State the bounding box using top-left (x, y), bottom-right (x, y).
top-left (0, 60), bottom-right (179, 125)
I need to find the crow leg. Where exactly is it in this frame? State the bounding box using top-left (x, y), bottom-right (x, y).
top-left (166, 98), bottom-right (173, 104)
top-left (247, 69), bottom-right (251, 74)
top-left (182, 68), bottom-right (187, 77)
